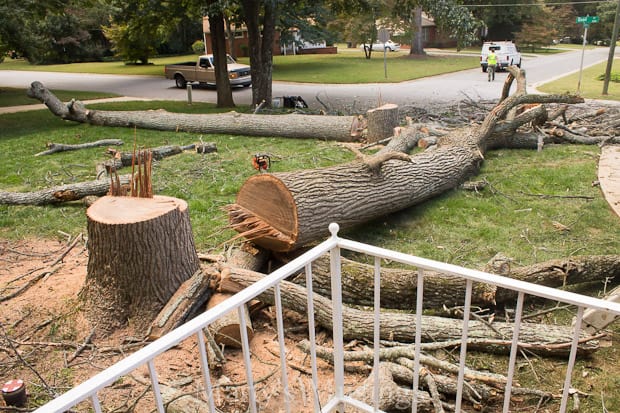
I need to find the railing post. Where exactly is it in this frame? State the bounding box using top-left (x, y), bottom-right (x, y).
top-left (559, 306), bottom-right (585, 413)
top-left (372, 257), bottom-right (382, 411)
top-left (274, 284), bottom-right (292, 413)
top-left (305, 262), bottom-right (322, 412)
top-left (411, 268), bottom-right (424, 413)
top-left (503, 291), bottom-right (525, 412)
top-left (329, 224), bottom-right (345, 407)
top-left (455, 279), bottom-right (473, 412)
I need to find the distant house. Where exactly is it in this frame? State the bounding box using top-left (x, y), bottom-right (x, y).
top-left (418, 13), bottom-right (456, 48)
top-left (379, 13), bottom-right (457, 49)
top-left (280, 28), bottom-right (337, 55)
top-left (202, 18), bottom-right (335, 57)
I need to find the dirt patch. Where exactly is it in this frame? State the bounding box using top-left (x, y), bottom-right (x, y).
top-left (0, 237), bottom-right (361, 412)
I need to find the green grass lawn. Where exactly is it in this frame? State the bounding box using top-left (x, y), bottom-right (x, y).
top-left (1, 98), bottom-right (619, 412)
top-left (537, 58), bottom-right (620, 101)
top-left (0, 52), bottom-right (480, 84)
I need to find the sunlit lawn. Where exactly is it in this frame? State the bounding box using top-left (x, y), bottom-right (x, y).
top-left (537, 58), bottom-right (620, 101)
top-left (0, 52), bottom-right (480, 84)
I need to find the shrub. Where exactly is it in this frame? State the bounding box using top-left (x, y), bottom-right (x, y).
top-left (192, 40), bottom-right (205, 55)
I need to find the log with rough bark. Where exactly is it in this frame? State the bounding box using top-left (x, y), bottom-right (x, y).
top-left (206, 292), bottom-right (253, 348)
top-left (287, 254), bottom-right (496, 309)
top-left (80, 195), bottom-right (201, 333)
top-left (27, 81), bottom-right (360, 141)
top-left (226, 68), bottom-right (584, 251)
top-left (219, 266), bottom-right (599, 356)
top-left (100, 144), bottom-right (200, 173)
top-left (366, 103), bottom-right (400, 143)
top-left (148, 267), bottom-right (216, 340)
top-left (489, 255), bottom-right (620, 303)
top-left (0, 175), bottom-right (131, 205)
top-left (285, 254), bottom-right (620, 309)
top-left (34, 139), bottom-right (123, 156)
top-left (349, 363), bottom-right (435, 412)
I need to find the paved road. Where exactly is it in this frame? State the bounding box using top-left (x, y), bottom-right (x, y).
top-left (0, 47), bottom-right (615, 111)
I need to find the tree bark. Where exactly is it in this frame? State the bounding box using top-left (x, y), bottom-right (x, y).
top-left (288, 254), bottom-right (497, 309)
top-left (207, 0), bottom-right (235, 108)
top-left (27, 81), bottom-right (358, 141)
top-left (0, 175), bottom-right (130, 205)
top-left (226, 68), bottom-right (583, 251)
top-left (366, 103), bottom-right (400, 143)
top-left (349, 363), bottom-right (435, 412)
top-left (219, 267), bottom-right (599, 356)
top-left (148, 268), bottom-right (216, 340)
top-left (80, 195), bottom-right (201, 334)
top-left (287, 254), bottom-right (620, 309)
top-left (34, 139), bottom-right (123, 156)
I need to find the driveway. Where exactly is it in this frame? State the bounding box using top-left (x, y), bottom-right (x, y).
top-left (0, 47), bottom-right (614, 112)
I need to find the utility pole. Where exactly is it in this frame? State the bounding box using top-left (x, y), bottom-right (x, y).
top-left (602, 0), bottom-right (620, 95)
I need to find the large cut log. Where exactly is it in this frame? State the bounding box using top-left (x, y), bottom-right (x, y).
top-left (288, 255), bottom-right (496, 309)
top-left (219, 267), bottom-right (599, 356)
top-left (0, 175), bottom-right (130, 205)
top-left (366, 103), bottom-right (400, 143)
top-left (80, 195), bottom-right (201, 333)
top-left (226, 68), bottom-right (584, 251)
top-left (27, 81), bottom-right (359, 141)
top-left (225, 144), bottom-right (482, 252)
top-left (491, 255), bottom-right (620, 303)
top-left (287, 254), bottom-right (620, 310)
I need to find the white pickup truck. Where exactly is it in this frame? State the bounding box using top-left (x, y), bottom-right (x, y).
top-left (164, 54), bottom-right (251, 88)
top-left (480, 41), bottom-right (522, 72)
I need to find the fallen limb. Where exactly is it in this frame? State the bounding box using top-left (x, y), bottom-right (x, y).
top-left (220, 267), bottom-right (599, 356)
top-left (284, 254), bottom-right (620, 309)
top-left (34, 139), bottom-right (124, 156)
top-left (297, 339), bottom-right (508, 387)
top-left (27, 81), bottom-right (360, 141)
top-left (349, 363), bottom-right (435, 412)
top-left (0, 175), bottom-right (131, 205)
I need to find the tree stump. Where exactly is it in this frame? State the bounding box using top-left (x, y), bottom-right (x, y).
top-left (366, 103), bottom-right (399, 143)
top-left (80, 195), bottom-right (201, 334)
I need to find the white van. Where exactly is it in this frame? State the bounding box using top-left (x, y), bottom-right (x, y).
top-left (480, 41), bottom-right (522, 72)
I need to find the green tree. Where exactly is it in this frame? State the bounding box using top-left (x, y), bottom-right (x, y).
top-left (0, 0), bottom-right (64, 61)
top-left (515, 3), bottom-right (557, 52)
top-left (103, 0), bottom-right (186, 64)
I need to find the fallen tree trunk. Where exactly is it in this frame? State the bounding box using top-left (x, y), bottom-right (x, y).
top-left (27, 81), bottom-right (359, 141)
top-left (283, 254), bottom-right (620, 309)
top-left (226, 68), bottom-right (584, 251)
top-left (219, 267), bottom-right (599, 356)
top-left (287, 254), bottom-right (496, 308)
top-left (0, 175), bottom-right (130, 205)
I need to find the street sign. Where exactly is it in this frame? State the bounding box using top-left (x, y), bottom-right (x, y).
top-left (378, 28), bottom-right (390, 44)
top-left (576, 16), bottom-right (599, 24)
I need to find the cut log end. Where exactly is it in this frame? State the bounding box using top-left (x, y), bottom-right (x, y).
top-left (226, 174), bottom-right (299, 251)
top-left (87, 195), bottom-right (187, 225)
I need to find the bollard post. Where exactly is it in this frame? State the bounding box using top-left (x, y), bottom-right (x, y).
top-left (186, 84), bottom-right (192, 105)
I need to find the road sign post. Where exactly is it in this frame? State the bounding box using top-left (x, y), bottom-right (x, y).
top-left (576, 15), bottom-right (599, 92)
top-left (378, 28), bottom-right (390, 79)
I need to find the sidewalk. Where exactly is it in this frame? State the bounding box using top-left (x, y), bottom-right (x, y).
top-left (0, 96), bottom-right (150, 115)
top-left (599, 145), bottom-right (620, 219)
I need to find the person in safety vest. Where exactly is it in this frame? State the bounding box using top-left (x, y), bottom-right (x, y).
top-left (486, 50), bottom-right (497, 81)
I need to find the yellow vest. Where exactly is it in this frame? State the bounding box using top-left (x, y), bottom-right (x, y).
top-left (487, 53), bottom-right (497, 65)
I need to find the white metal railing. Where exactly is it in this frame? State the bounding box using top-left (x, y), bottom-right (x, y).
top-left (33, 223), bottom-right (620, 413)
